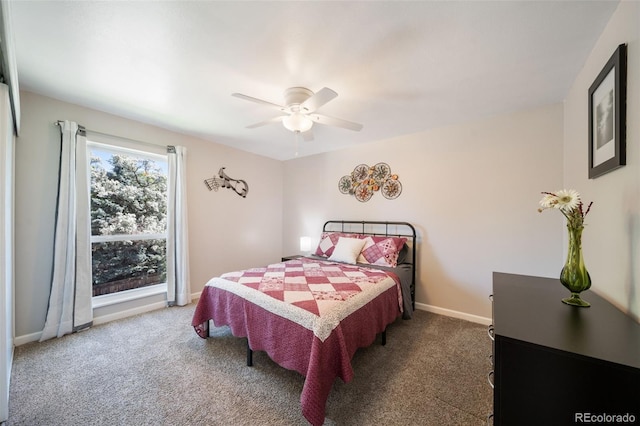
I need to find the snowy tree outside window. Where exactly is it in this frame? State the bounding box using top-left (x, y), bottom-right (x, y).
top-left (89, 143), bottom-right (168, 297)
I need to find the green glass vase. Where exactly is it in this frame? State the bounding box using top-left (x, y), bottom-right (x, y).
top-left (559, 224), bottom-right (591, 307)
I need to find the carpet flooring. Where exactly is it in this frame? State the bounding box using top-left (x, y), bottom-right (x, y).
top-left (8, 304), bottom-right (493, 425)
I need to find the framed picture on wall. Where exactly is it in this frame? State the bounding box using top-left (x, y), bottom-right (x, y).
top-left (588, 43), bottom-right (627, 179)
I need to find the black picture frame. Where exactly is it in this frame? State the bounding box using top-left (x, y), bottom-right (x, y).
top-left (588, 43), bottom-right (627, 179)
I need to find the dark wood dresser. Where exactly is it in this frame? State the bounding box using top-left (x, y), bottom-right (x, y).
top-left (490, 272), bottom-right (640, 425)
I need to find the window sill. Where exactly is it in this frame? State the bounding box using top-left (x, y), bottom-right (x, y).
top-left (92, 283), bottom-right (167, 309)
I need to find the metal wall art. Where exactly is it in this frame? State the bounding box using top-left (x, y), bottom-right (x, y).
top-left (338, 162), bottom-right (402, 202)
top-left (204, 167), bottom-right (248, 198)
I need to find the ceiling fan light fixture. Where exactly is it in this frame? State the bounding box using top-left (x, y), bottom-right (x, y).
top-left (283, 112), bottom-right (313, 133)
top-left (234, 86), bottom-right (362, 134)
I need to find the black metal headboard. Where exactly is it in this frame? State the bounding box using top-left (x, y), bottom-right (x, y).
top-left (322, 220), bottom-right (417, 308)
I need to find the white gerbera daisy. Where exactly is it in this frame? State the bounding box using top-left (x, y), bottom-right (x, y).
top-left (538, 193), bottom-right (558, 210)
top-left (554, 189), bottom-right (580, 212)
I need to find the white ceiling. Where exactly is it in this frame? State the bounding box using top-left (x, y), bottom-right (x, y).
top-left (10, 1), bottom-right (619, 161)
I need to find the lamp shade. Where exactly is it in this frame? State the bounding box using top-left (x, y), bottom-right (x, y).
top-left (283, 113), bottom-right (313, 133)
top-left (299, 236), bottom-right (312, 252)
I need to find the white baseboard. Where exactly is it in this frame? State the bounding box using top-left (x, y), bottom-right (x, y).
top-left (91, 301), bottom-right (167, 326)
top-left (14, 331), bottom-right (41, 347)
top-left (415, 302), bottom-right (492, 326)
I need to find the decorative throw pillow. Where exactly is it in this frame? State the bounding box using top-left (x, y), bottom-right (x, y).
top-left (356, 237), bottom-right (374, 264)
top-left (328, 237), bottom-right (367, 264)
top-left (314, 232), bottom-right (361, 257)
top-left (357, 236), bottom-right (407, 267)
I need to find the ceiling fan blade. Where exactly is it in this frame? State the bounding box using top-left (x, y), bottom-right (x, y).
top-left (232, 93), bottom-right (286, 111)
top-left (245, 115), bottom-right (285, 129)
top-left (308, 113), bottom-right (363, 132)
top-left (300, 87), bottom-right (338, 113)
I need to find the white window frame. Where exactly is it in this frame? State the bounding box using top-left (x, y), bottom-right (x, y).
top-left (87, 139), bottom-right (169, 308)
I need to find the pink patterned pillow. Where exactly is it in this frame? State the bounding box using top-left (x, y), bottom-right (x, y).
top-left (357, 236), bottom-right (407, 267)
top-left (314, 232), bottom-right (362, 257)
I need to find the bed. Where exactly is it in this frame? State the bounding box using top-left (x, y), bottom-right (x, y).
top-left (191, 220), bottom-right (417, 425)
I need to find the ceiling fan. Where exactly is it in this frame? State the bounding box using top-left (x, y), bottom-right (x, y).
top-left (232, 87), bottom-right (363, 141)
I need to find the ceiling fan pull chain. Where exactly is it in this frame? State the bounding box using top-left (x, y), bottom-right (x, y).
top-left (294, 131), bottom-right (300, 157)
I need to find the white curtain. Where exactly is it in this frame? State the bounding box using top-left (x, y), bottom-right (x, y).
top-left (166, 145), bottom-right (191, 306)
top-left (40, 120), bottom-right (92, 341)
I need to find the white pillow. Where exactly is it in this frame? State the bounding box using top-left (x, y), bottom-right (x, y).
top-left (328, 237), bottom-right (366, 264)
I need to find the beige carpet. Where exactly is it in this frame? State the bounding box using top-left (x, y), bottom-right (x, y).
top-left (8, 304), bottom-right (492, 425)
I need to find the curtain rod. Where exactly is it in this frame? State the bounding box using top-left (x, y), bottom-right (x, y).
top-left (54, 120), bottom-right (173, 151)
top-left (54, 119), bottom-right (85, 133)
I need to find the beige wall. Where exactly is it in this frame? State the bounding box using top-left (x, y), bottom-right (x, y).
top-left (14, 91), bottom-right (283, 338)
top-left (564, 0), bottom-right (640, 320)
top-left (283, 103), bottom-right (565, 322)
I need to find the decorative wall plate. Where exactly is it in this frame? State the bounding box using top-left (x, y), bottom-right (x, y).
top-left (355, 183), bottom-right (373, 202)
top-left (338, 175), bottom-right (354, 194)
top-left (351, 164), bottom-right (369, 181)
top-left (372, 162), bottom-right (391, 181)
top-left (382, 178), bottom-right (402, 199)
top-left (338, 162), bottom-right (402, 202)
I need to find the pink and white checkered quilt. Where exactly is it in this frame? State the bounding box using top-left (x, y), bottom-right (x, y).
top-left (192, 257), bottom-right (403, 426)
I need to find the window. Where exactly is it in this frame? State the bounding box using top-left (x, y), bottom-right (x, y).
top-left (88, 142), bottom-right (168, 304)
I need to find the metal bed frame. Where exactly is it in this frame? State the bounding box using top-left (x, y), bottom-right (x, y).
top-left (322, 220), bottom-right (417, 309)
